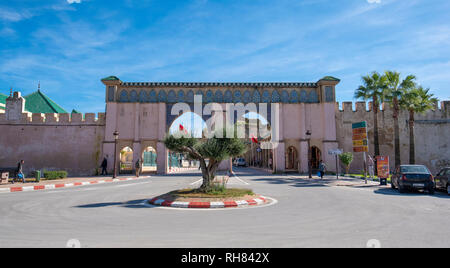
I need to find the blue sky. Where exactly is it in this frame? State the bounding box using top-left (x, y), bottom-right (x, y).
top-left (1, 0), bottom-right (449, 113)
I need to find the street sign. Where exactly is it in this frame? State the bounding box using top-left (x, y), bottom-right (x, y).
top-left (352, 121), bottom-right (369, 184)
top-left (376, 156), bottom-right (390, 179)
top-left (328, 149), bottom-right (343, 155)
top-left (328, 149), bottom-right (343, 180)
top-left (352, 121), bottom-right (369, 153)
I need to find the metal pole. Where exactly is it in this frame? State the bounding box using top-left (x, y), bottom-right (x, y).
top-left (336, 154), bottom-right (339, 180)
top-left (113, 138), bottom-right (117, 179)
top-left (364, 151), bottom-right (367, 184)
top-left (308, 139), bottom-right (312, 179)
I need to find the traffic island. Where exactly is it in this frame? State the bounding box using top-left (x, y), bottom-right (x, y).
top-left (147, 188), bottom-right (272, 209)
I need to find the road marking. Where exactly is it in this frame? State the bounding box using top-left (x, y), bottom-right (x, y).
top-left (114, 181), bottom-right (152, 188)
top-left (231, 174), bottom-right (249, 185)
top-left (190, 179), bottom-right (203, 185)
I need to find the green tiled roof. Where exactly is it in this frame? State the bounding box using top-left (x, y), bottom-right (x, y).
top-left (1, 90), bottom-right (67, 113)
top-left (0, 93), bottom-right (7, 105)
top-left (101, 76), bottom-right (120, 81)
top-left (23, 90), bottom-right (68, 113)
top-left (71, 109), bottom-right (81, 114)
top-left (319, 76), bottom-right (341, 82)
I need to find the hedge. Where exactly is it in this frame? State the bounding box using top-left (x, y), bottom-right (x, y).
top-left (43, 171), bottom-right (68, 180)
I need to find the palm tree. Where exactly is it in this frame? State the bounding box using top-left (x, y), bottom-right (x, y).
top-left (383, 71), bottom-right (416, 167)
top-left (354, 71), bottom-right (386, 157)
top-left (399, 86), bottom-right (438, 164)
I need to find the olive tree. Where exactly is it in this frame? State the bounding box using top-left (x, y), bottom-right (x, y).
top-left (164, 128), bottom-right (247, 192)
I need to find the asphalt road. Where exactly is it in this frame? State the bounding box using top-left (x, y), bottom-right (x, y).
top-left (0, 167), bottom-right (449, 248)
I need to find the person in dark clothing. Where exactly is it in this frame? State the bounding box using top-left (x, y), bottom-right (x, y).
top-left (318, 160), bottom-right (326, 179)
top-left (135, 159), bottom-right (141, 178)
top-left (15, 160), bottom-right (25, 184)
top-left (100, 156), bottom-right (108, 176)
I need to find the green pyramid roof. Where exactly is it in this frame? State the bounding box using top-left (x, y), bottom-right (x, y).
top-left (23, 90), bottom-right (68, 113)
top-left (0, 93), bottom-right (7, 110)
top-left (319, 76), bottom-right (341, 82)
top-left (0, 93), bottom-right (7, 105)
top-left (101, 76), bottom-right (120, 81)
top-left (71, 109), bottom-right (81, 114)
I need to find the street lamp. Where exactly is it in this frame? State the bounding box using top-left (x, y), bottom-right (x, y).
top-left (306, 130), bottom-right (312, 179)
top-left (113, 130), bottom-right (119, 179)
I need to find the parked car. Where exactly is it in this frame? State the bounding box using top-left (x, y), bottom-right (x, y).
top-left (391, 165), bottom-right (435, 195)
top-left (435, 167), bottom-right (450, 195)
top-left (234, 158), bottom-right (247, 167)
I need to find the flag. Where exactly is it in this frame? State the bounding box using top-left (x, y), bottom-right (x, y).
top-left (251, 135), bottom-right (259, 144)
top-left (179, 124), bottom-right (185, 131)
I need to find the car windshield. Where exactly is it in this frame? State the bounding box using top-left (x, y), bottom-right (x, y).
top-left (400, 166), bottom-right (430, 174)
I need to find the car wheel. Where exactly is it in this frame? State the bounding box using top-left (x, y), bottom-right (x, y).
top-left (428, 187), bottom-right (435, 195)
top-left (447, 184), bottom-right (450, 195)
top-left (391, 182), bottom-right (396, 189)
top-left (398, 186), bottom-right (405, 193)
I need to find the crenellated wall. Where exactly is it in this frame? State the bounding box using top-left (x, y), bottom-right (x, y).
top-left (336, 101), bottom-right (450, 174)
top-left (0, 112), bottom-right (106, 176)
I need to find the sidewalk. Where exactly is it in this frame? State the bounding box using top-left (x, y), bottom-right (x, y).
top-left (0, 175), bottom-right (150, 193)
top-left (287, 174), bottom-right (382, 188)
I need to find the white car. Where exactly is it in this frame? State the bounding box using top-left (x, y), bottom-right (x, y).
top-left (234, 158), bottom-right (247, 167)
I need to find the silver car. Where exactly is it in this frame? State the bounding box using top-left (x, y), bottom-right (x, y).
top-left (435, 167), bottom-right (450, 195)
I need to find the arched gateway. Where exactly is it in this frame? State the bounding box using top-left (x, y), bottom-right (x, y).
top-left (101, 76), bottom-right (340, 174)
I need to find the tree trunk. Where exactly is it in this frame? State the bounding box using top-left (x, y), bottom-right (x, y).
top-left (409, 110), bottom-right (415, 165)
top-left (373, 96), bottom-right (380, 157)
top-left (199, 159), bottom-right (221, 192)
top-left (393, 97), bottom-right (401, 167)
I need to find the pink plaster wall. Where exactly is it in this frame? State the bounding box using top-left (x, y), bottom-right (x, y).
top-left (0, 114), bottom-right (105, 176)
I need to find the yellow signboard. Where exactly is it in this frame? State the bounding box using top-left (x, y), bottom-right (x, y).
top-left (353, 140), bottom-right (368, 146)
top-left (353, 146), bottom-right (369, 153)
top-left (352, 133), bottom-right (367, 140)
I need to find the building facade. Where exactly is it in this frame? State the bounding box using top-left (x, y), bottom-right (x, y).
top-left (0, 76), bottom-right (449, 176)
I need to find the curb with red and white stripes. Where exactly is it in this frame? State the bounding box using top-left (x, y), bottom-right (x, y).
top-left (168, 167), bottom-right (199, 174)
top-left (147, 195), bottom-right (269, 208)
top-left (0, 176), bottom-right (150, 194)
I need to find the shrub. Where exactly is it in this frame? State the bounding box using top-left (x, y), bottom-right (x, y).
top-left (339, 152), bottom-right (354, 174)
top-left (43, 170), bottom-right (68, 180)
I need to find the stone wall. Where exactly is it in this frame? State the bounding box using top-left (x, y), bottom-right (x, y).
top-left (336, 101), bottom-right (450, 174)
top-left (0, 112), bottom-right (106, 176)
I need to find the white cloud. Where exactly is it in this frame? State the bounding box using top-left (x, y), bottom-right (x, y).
top-left (67, 0), bottom-right (82, 4)
top-left (367, 0), bottom-right (381, 3)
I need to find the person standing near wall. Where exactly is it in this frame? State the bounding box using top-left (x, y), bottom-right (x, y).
top-left (15, 160), bottom-right (25, 184)
top-left (318, 160), bottom-right (326, 179)
top-left (135, 159), bottom-right (141, 178)
top-left (101, 156), bottom-right (108, 176)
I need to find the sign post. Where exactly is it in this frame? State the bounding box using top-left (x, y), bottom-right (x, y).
top-left (376, 156), bottom-right (390, 185)
top-left (352, 122), bottom-right (369, 184)
top-left (328, 149), bottom-right (343, 180)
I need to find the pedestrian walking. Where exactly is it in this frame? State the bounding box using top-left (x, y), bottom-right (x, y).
top-left (15, 160), bottom-right (25, 184)
top-left (135, 159), bottom-right (141, 178)
top-left (318, 160), bottom-right (326, 179)
top-left (100, 156), bottom-right (108, 176)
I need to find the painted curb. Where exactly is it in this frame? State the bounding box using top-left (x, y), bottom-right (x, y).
top-left (168, 167), bottom-right (199, 174)
top-left (0, 176), bottom-right (151, 194)
top-left (147, 195), bottom-right (269, 209)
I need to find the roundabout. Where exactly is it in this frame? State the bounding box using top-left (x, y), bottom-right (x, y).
top-left (146, 195), bottom-right (275, 209)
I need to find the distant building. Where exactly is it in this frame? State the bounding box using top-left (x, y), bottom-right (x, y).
top-left (0, 89), bottom-right (68, 114)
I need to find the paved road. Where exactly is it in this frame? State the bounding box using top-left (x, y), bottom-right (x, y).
top-left (0, 168), bottom-right (449, 248)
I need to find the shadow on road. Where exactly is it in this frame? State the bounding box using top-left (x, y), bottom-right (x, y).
top-left (252, 177), bottom-right (328, 188)
top-left (374, 188), bottom-right (450, 199)
top-left (75, 199), bottom-right (152, 209)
